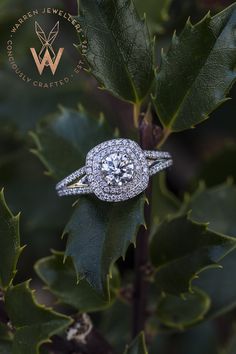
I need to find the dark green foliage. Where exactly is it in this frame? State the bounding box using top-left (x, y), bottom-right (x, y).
top-left (35, 252), bottom-right (120, 312)
top-left (150, 215), bottom-right (236, 295)
top-left (77, 0), bottom-right (155, 103)
top-left (154, 4), bottom-right (236, 132)
top-left (0, 190), bottom-right (22, 289)
top-left (156, 287), bottom-right (211, 329)
top-left (124, 332), bottom-right (148, 354)
top-left (1, 0), bottom-right (236, 353)
top-left (5, 282), bottom-right (72, 354)
top-left (64, 195), bottom-right (146, 296)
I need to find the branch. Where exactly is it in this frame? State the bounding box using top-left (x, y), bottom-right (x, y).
top-left (132, 187), bottom-right (152, 337)
top-left (132, 108), bottom-right (155, 337)
top-left (133, 103), bottom-right (141, 128)
top-left (156, 127), bottom-right (171, 148)
top-left (0, 291), bottom-right (9, 325)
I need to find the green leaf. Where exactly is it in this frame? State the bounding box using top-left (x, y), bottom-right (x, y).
top-left (124, 332), bottom-right (148, 354)
top-left (5, 281), bottom-right (72, 354)
top-left (149, 322), bottom-right (218, 354)
top-left (156, 287), bottom-right (211, 329)
top-left (184, 182), bottom-right (236, 319)
top-left (0, 189), bottom-right (22, 289)
top-left (153, 3), bottom-right (236, 132)
top-left (77, 0), bottom-right (154, 103)
top-left (35, 252), bottom-right (120, 313)
top-left (98, 300), bottom-right (131, 352)
top-left (134, 0), bottom-right (172, 33)
top-left (197, 143), bottom-right (236, 187)
top-left (31, 106), bottom-right (114, 180)
top-left (0, 146), bottom-right (73, 280)
top-left (64, 194), bottom-right (146, 296)
top-left (150, 215), bottom-right (236, 295)
top-left (151, 173), bottom-right (181, 234)
top-left (184, 181), bottom-right (236, 238)
top-left (194, 255), bottom-right (236, 320)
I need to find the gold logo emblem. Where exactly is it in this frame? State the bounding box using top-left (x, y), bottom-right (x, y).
top-left (30, 21), bottom-right (64, 75)
top-left (6, 8), bottom-right (88, 89)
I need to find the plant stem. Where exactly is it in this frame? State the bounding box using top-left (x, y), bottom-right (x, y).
top-left (132, 113), bottom-right (154, 337)
top-left (0, 295), bottom-right (9, 325)
top-left (132, 185), bottom-right (152, 337)
top-left (157, 128), bottom-right (171, 148)
top-left (133, 103), bottom-right (141, 128)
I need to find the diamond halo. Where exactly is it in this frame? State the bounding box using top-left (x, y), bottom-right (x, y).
top-left (86, 139), bottom-right (149, 202)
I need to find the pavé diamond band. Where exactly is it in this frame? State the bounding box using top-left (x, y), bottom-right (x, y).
top-left (56, 139), bottom-right (173, 202)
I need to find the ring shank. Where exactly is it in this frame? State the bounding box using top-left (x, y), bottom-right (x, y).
top-left (56, 166), bottom-right (92, 197)
top-left (144, 151), bottom-right (173, 176)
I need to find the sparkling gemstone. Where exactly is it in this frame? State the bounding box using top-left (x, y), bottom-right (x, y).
top-left (101, 153), bottom-right (134, 186)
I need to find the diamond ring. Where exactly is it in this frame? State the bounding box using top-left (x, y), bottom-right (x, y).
top-left (56, 139), bottom-right (173, 202)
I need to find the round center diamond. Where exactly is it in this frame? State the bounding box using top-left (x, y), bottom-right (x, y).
top-left (101, 152), bottom-right (134, 187)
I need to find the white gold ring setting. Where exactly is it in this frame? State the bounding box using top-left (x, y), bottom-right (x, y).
top-left (56, 139), bottom-right (173, 202)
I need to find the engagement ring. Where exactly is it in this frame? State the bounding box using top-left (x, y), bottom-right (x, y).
top-left (56, 139), bottom-right (173, 202)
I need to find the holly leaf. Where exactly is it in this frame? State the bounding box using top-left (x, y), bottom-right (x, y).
top-left (151, 173), bottom-right (181, 234)
top-left (98, 300), bottom-right (131, 352)
top-left (149, 321), bottom-right (218, 354)
top-left (124, 332), bottom-right (148, 354)
top-left (194, 255), bottom-right (236, 320)
top-left (153, 3), bottom-right (236, 132)
top-left (0, 189), bottom-right (22, 289)
top-left (156, 287), bottom-right (211, 330)
top-left (77, 0), bottom-right (154, 103)
top-left (134, 0), bottom-right (172, 33)
top-left (150, 215), bottom-right (236, 295)
top-left (184, 182), bottom-right (236, 319)
top-left (64, 194), bottom-right (146, 296)
top-left (5, 281), bottom-right (72, 354)
top-left (35, 252), bottom-right (120, 313)
top-left (30, 106), bottom-right (114, 180)
top-left (183, 181), bottom-right (236, 236)
top-left (197, 143), bottom-right (236, 187)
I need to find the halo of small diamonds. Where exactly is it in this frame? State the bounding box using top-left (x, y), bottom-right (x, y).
top-left (86, 139), bottom-right (149, 202)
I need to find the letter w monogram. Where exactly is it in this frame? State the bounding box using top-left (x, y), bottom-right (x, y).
top-left (30, 48), bottom-right (64, 75)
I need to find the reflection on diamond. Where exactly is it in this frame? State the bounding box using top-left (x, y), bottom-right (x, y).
top-left (101, 153), bottom-right (134, 186)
